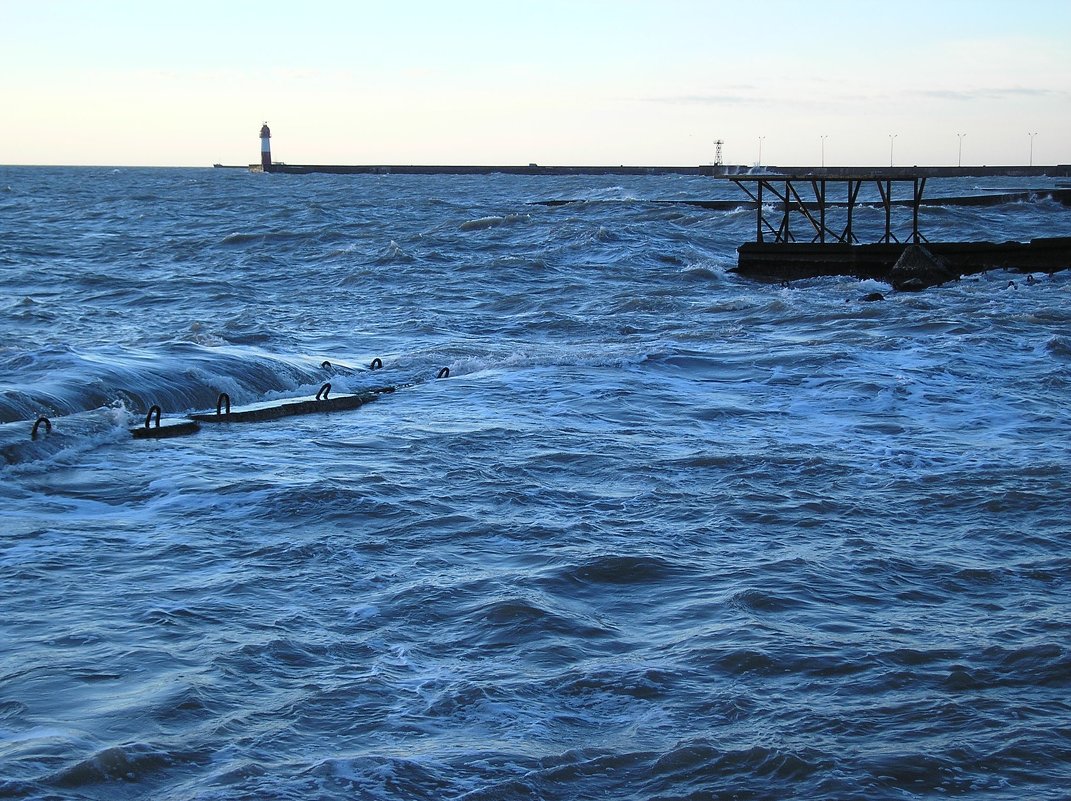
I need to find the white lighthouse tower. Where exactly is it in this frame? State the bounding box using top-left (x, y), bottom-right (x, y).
top-left (259, 123), bottom-right (271, 172)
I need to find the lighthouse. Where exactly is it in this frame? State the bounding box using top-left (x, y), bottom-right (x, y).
top-left (259, 123), bottom-right (271, 172)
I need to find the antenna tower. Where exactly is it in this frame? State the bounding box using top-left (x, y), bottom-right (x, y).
top-left (714, 139), bottom-right (724, 166)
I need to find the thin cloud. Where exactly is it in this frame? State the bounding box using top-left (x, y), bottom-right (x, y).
top-left (648, 94), bottom-right (763, 105)
top-left (913, 86), bottom-right (1068, 101)
top-left (642, 89), bottom-right (825, 108)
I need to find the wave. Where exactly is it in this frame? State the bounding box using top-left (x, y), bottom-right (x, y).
top-left (373, 240), bottom-right (416, 264)
top-left (458, 213), bottom-right (530, 231)
top-left (220, 228), bottom-right (350, 246)
top-left (42, 741), bottom-right (212, 790)
top-left (550, 553), bottom-right (682, 587)
top-left (0, 340), bottom-right (508, 468)
top-left (1044, 334), bottom-right (1071, 358)
top-left (0, 407), bottom-right (129, 469)
top-left (0, 343), bottom-right (397, 440)
top-left (292, 741), bottom-right (827, 800)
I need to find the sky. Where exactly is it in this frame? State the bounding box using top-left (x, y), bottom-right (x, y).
top-left (1, 0), bottom-right (1068, 167)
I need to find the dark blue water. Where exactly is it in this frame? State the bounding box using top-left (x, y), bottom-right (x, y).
top-left (2, 167), bottom-right (1070, 800)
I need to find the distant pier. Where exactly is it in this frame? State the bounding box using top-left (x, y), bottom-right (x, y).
top-left (248, 163), bottom-right (713, 176)
top-left (225, 124), bottom-right (1071, 178)
top-left (226, 163), bottom-right (1071, 178)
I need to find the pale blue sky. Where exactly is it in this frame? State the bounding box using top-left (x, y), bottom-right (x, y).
top-left (2, 0), bottom-right (1068, 166)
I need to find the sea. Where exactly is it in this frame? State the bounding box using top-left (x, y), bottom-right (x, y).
top-left (1, 166), bottom-right (1070, 800)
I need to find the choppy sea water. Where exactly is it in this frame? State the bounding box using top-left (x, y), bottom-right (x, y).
top-left (1, 167), bottom-right (1070, 800)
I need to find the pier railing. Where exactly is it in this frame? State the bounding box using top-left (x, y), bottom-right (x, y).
top-left (729, 174), bottom-right (927, 246)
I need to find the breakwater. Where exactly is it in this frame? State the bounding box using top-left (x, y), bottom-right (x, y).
top-left (225, 163), bottom-right (1071, 178)
top-left (253, 163), bottom-right (711, 176)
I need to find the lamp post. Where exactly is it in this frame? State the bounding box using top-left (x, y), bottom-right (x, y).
top-left (820, 135), bottom-right (828, 168)
top-left (1028, 132), bottom-right (1038, 167)
top-left (957, 133), bottom-right (966, 168)
top-left (889, 134), bottom-right (898, 168)
top-left (757, 135), bottom-right (765, 167)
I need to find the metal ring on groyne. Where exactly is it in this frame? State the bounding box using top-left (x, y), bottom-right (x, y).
top-left (31, 416), bottom-right (52, 440)
top-left (216, 393), bottom-right (231, 416)
top-left (370, 357), bottom-right (383, 370)
top-left (437, 367), bottom-right (450, 379)
top-left (131, 405), bottom-right (201, 439)
top-left (316, 383), bottom-right (331, 401)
